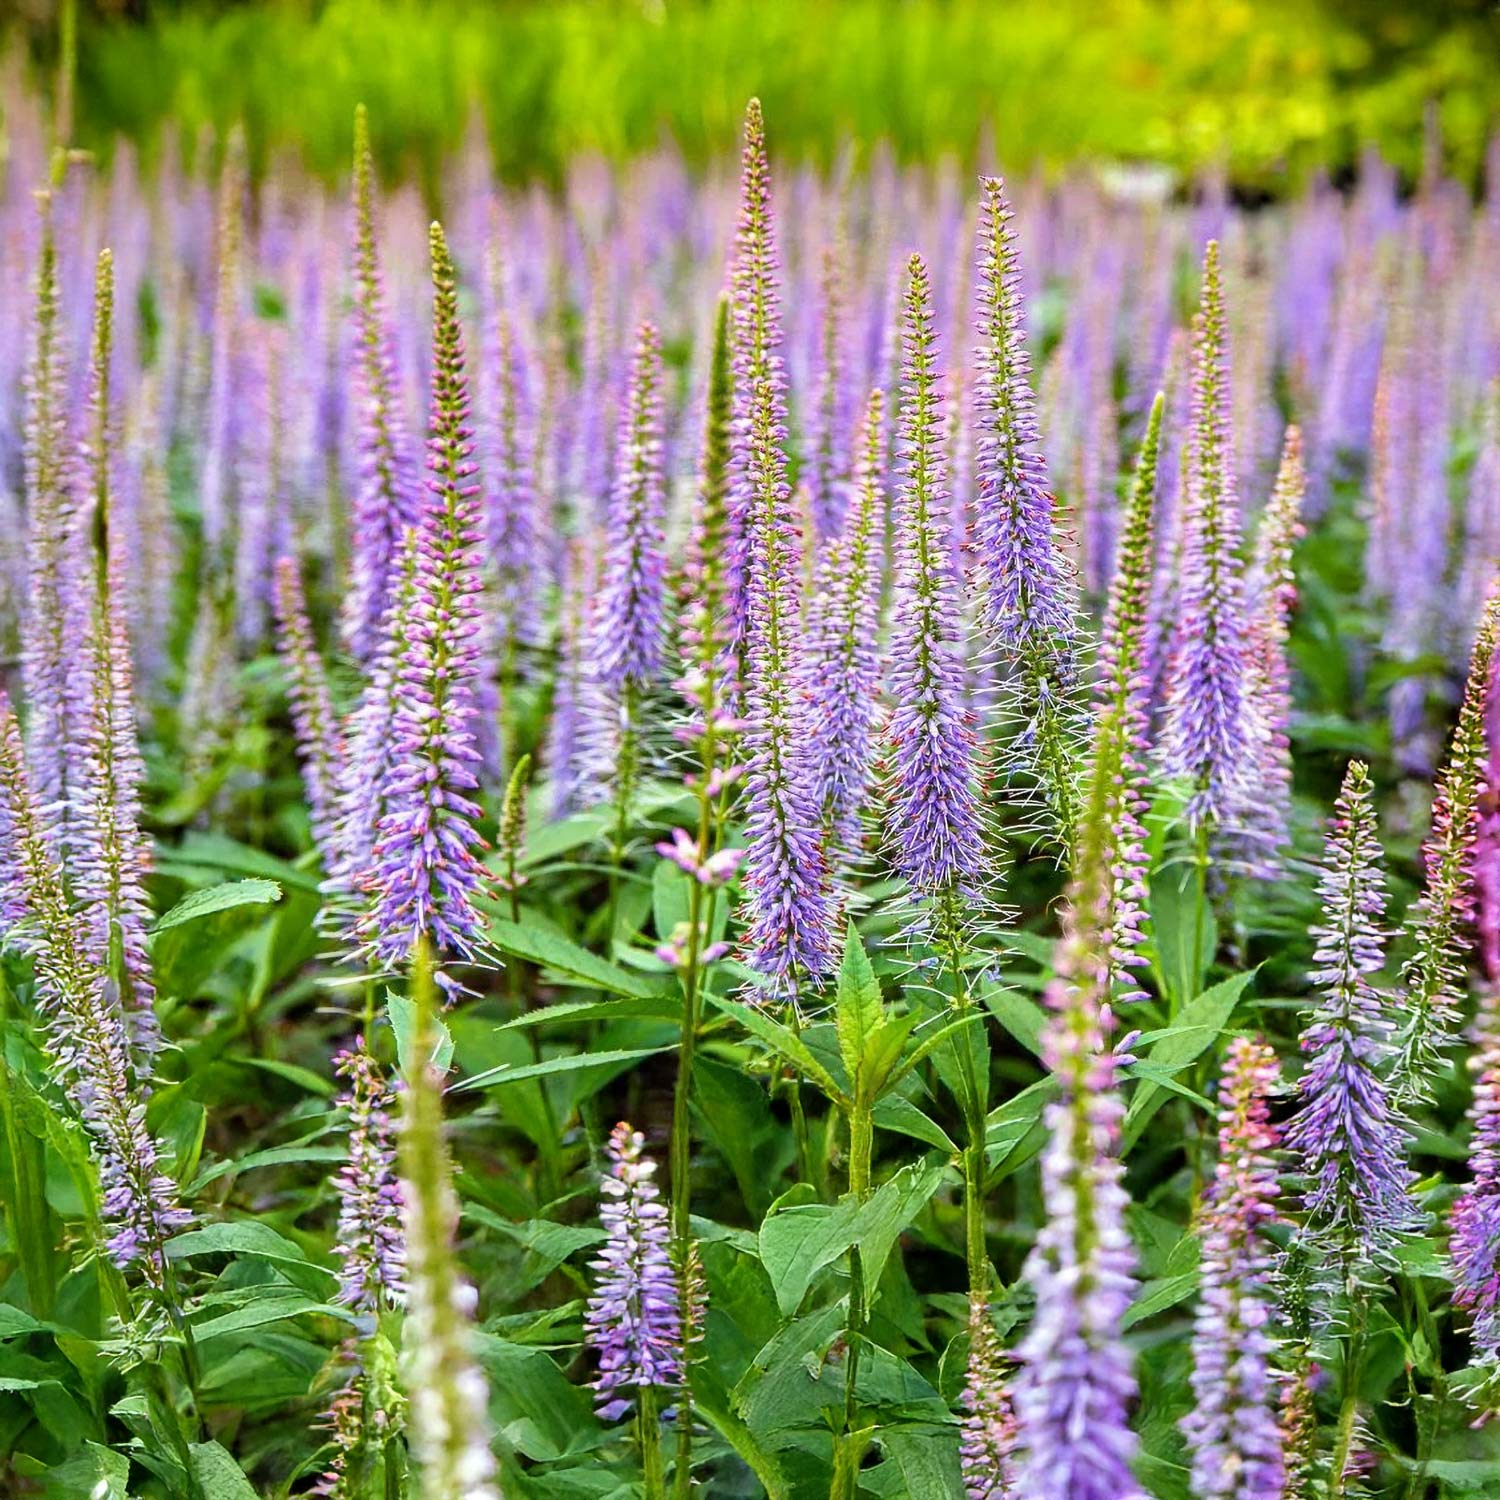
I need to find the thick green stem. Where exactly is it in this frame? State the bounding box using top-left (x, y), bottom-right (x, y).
top-left (604, 684), bottom-right (641, 942)
top-left (639, 1382), bottom-right (667, 1500)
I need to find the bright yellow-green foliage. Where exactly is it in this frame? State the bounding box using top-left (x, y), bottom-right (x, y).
top-left (34, 0), bottom-right (1500, 187)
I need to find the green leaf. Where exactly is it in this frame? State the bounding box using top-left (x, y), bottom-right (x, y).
top-left (455, 1045), bottom-right (672, 1093)
top-left (709, 995), bottom-right (844, 1101)
top-left (389, 991), bottom-right (455, 1074)
top-left (497, 995), bottom-right (680, 1030)
top-left (985, 1077), bottom-right (1056, 1175)
top-left (886, 1012), bottom-right (986, 1092)
top-left (1149, 860), bottom-right (1216, 1006)
top-left (156, 830), bottom-right (322, 892)
top-left (151, 877), bottom-right (282, 933)
top-left (882, 1424), bottom-right (965, 1500)
top-left (757, 1161), bottom-right (944, 1316)
top-left (1122, 970), bottom-right (1256, 1150)
top-left (188, 1138), bottom-right (347, 1195)
top-left (872, 1095), bottom-right (958, 1154)
top-left (193, 1289), bottom-right (346, 1341)
top-left (836, 925), bottom-right (884, 1091)
top-left (489, 917), bottom-right (661, 998)
top-left (166, 1222), bottom-right (336, 1295)
top-left (1122, 1270), bottom-right (1200, 1329)
top-left (653, 858), bottom-right (692, 939)
top-left (187, 1441), bottom-right (261, 1500)
top-left (979, 981), bottom-right (1045, 1057)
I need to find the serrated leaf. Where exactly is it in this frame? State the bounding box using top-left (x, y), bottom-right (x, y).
top-left (389, 991), bottom-right (455, 1074)
top-left (151, 877), bottom-right (281, 933)
top-left (836, 925), bottom-right (884, 1090)
top-left (187, 1441), bottom-right (261, 1500)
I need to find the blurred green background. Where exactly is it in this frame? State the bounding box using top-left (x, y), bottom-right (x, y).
top-left (5, 0), bottom-right (1498, 189)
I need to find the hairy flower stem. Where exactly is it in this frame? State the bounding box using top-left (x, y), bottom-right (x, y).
top-left (833, 1097), bottom-right (875, 1500)
top-left (1329, 1287), bottom-right (1368, 1500)
top-left (638, 1382), bottom-right (666, 1499)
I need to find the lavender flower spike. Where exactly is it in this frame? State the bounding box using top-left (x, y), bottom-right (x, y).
top-left (21, 201), bottom-right (87, 857)
top-left (0, 698), bottom-right (188, 1282)
top-left (397, 942), bottom-right (501, 1500)
top-left (274, 556), bottom-right (345, 868)
top-left (970, 177), bottom-right (1082, 850)
top-left (806, 387), bottom-right (885, 869)
top-left (585, 1122), bottom-right (684, 1421)
top-left (1394, 589), bottom-right (1500, 1101)
top-left (1284, 760), bottom-right (1418, 1262)
top-left (343, 104), bottom-right (421, 665)
top-left (884, 255), bottom-right (986, 914)
top-left (1013, 749), bottom-right (1141, 1500)
top-left (1181, 1036), bottom-right (1286, 1500)
top-left (1159, 242), bottom-right (1256, 841)
top-left (961, 1294), bottom-right (1018, 1499)
top-left (1091, 393), bottom-right (1164, 986)
top-left (1240, 426), bottom-right (1307, 870)
top-left (332, 1039), bottom-right (405, 1313)
top-left (356, 225), bottom-right (490, 970)
top-left (75, 248), bottom-right (157, 1058)
top-left (588, 321), bottom-right (669, 699)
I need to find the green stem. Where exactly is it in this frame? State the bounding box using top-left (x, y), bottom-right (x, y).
top-left (604, 689), bottom-right (640, 944)
top-left (639, 1382), bottom-right (666, 1500)
top-left (1330, 1287), bottom-right (1368, 1500)
top-left (940, 897), bottom-right (989, 1297)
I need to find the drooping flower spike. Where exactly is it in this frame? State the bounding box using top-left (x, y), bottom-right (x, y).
top-left (1181, 1036), bottom-right (1286, 1500)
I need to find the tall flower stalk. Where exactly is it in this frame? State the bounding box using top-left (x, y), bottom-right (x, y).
top-left (586, 320), bottom-right (669, 937)
top-left (1091, 393), bottom-right (1164, 987)
top-left (1284, 760), bottom-right (1417, 1265)
top-left (806, 386), bottom-right (885, 871)
top-left (343, 103), bottom-right (421, 666)
top-left (970, 176), bottom-right (1082, 852)
top-left (1159, 241), bottom-right (1257, 868)
top-left (1013, 659), bottom-right (1142, 1500)
top-left (1241, 425), bottom-right (1307, 871)
top-left (75, 248), bottom-right (157, 1059)
top-left (356, 225), bottom-right (490, 971)
top-left (273, 556), bottom-right (344, 868)
top-left (1181, 1036), bottom-right (1285, 1500)
top-left (397, 941), bottom-right (501, 1500)
top-left (1394, 589), bottom-right (1500, 1100)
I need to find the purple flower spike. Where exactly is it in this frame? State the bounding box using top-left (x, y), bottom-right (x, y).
top-left (1182, 1037), bottom-right (1286, 1500)
top-left (484, 214), bottom-right (543, 665)
top-left (588, 321), bottom-right (669, 698)
top-left (0, 697), bottom-right (188, 1285)
top-left (344, 105), bottom-right (422, 666)
top-left (273, 556), bottom-right (345, 867)
top-left (356, 224), bottom-right (490, 971)
top-left (1159, 242), bottom-right (1257, 841)
top-left (884, 255), bottom-right (985, 907)
top-left (1239, 426), bottom-right (1307, 872)
top-left (805, 240), bottom-right (852, 543)
top-left (970, 177), bottom-right (1082, 849)
top-left (331, 1039), bottom-right (406, 1314)
top-left (1285, 760), bottom-right (1418, 1261)
top-left (805, 387), bottom-right (885, 869)
top-left (585, 1122), bottom-right (683, 1421)
top-left (1014, 781), bottom-right (1141, 1500)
